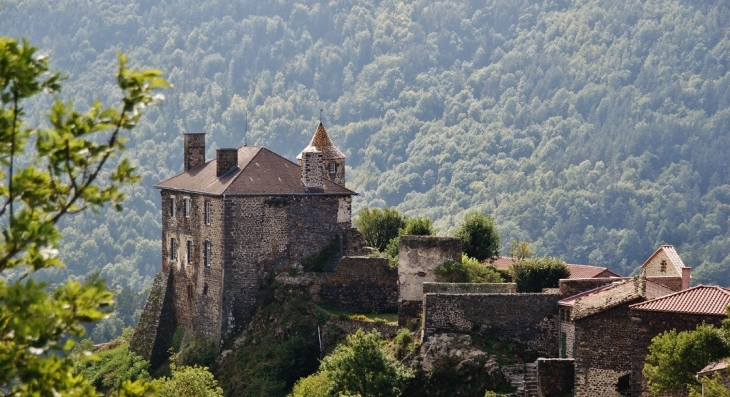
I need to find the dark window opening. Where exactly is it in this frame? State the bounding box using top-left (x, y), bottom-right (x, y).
top-left (660, 260), bottom-right (667, 273)
top-left (203, 283), bottom-right (208, 295)
top-left (204, 241), bottom-right (211, 267)
top-left (186, 240), bottom-right (192, 264)
top-left (184, 197), bottom-right (190, 217)
top-left (204, 201), bottom-right (211, 225)
top-left (171, 238), bottom-right (177, 260)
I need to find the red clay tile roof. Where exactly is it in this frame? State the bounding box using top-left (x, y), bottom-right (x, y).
top-left (156, 146), bottom-right (355, 196)
top-left (296, 123), bottom-right (345, 160)
top-left (488, 257), bottom-right (621, 279)
top-left (567, 264), bottom-right (621, 279)
top-left (629, 285), bottom-right (730, 316)
top-left (488, 257), bottom-right (515, 270)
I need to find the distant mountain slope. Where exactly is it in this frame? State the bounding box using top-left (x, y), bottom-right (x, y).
top-left (2, 0), bottom-right (729, 285)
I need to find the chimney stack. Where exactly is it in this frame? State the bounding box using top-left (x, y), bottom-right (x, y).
top-left (300, 151), bottom-right (324, 192)
top-left (216, 148), bottom-right (239, 177)
top-left (681, 267), bottom-right (691, 290)
top-left (183, 133), bottom-right (206, 171)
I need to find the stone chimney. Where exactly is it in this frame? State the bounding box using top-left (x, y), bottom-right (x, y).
top-left (681, 267), bottom-right (691, 290)
top-left (183, 133), bottom-right (206, 171)
top-left (300, 151), bottom-right (324, 192)
top-left (216, 148), bottom-right (238, 177)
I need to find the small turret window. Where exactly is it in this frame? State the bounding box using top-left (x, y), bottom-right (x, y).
top-left (329, 162), bottom-right (336, 174)
top-left (170, 197), bottom-right (176, 217)
top-left (171, 238), bottom-right (177, 260)
top-left (186, 240), bottom-right (192, 264)
top-left (184, 197), bottom-right (190, 217)
top-left (204, 201), bottom-right (211, 225)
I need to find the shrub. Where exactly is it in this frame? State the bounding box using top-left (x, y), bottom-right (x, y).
top-left (435, 255), bottom-right (504, 283)
top-left (453, 211), bottom-right (500, 261)
top-left (509, 257), bottom-right (569, 292)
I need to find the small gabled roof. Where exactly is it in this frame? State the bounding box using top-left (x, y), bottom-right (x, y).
top-left (641, 245), bottom-right (689, 273)
top-left (155, 146), bottom-right (355, 196)
top-left (629, 285), bottom-right (730, 316)
top-left (559, 277), bottom-right (675, 320)
top-left (296, 123), bottom-right (345, 160)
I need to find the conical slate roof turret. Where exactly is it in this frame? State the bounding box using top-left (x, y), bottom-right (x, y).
top-left (297, 123), bottom-right (345, 160)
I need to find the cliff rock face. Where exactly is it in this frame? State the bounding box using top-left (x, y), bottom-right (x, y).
top-left (404, 333), bottom-right (511, 396)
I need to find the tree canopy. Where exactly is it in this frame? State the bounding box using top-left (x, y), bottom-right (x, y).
top-left (0, 37), bottom-right (167, 395)
top-left (453, 211), bottom-right (500, 262)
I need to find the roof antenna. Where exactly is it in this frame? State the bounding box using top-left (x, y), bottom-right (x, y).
top-left (244, 112), bottom-right (248, 146)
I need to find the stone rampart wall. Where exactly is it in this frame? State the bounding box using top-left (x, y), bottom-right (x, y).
top-left (130, 269), bottom-right (176, 368)
top-left (423, 282), bottom-right (516, 294)
top-left (559, 278), bottom-right (627, 298)
top-left (423, 293), bottom-right (560, 356)
top-left (319, 257), bottom-right (398, 313)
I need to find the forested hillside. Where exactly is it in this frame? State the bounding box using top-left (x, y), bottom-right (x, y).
top-left (3, 0), bottom-right (730, 304)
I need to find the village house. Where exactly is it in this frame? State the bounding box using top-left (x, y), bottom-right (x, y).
top-left (629, 284), bottom-right (730, 396)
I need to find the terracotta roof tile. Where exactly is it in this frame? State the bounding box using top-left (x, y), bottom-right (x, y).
top-left (567, 264), bottom-right (622, 279)
top-left (156, 146), bottom-right (354, 196)
top-left (296, 123), bottom-right (345, 160)
top-left (487, 258), bottom-right (621, 279)
top-left (560, 278), bottom-right (675, 320)
top-left (629, 285), bottom-right (730, 316)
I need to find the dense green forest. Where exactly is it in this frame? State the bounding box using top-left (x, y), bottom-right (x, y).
top-left (3, 0), bottom-right (730, 334)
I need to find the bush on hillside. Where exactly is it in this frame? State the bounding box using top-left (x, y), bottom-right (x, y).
top-left (435, 255), bottom-right (504, 283)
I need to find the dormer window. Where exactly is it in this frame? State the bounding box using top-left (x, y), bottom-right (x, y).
top-left (329, 162), bottom-right (336, 174)
top-left (184, 197), bottom-right (190, 218)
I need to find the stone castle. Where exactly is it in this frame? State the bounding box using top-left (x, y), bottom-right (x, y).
top-left (130, 125), bottom-right (729, 396)
top-left (130, 123), bottom-right (367, 366)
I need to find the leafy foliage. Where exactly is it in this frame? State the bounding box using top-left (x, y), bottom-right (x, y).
top-left (291, 329), bottom-right (413, 397)
top-left (435, 255), bottom-right (504, 283)
top-left (509, 258), bottom-right (570, 292)
top-left (303, 236), bottom-right (340, 272)
top-left (354, 207), bottom-right (406, 252)
top-left (453, 212), bottom-right (500, 262)
top-left (402, 217), bottom-right (436, 236)
top-left (73, 342), bottom-right (151, 393)
top-left (152, 364), bottom-right (223, 397)
top-left (0, 37), bottom-right (166, 395)
top-left (643, 324), bottom-right (730, 396)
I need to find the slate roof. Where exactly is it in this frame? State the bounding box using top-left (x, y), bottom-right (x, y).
top-left (155, 146), bottom-right (355, 196)
top-left (559, 278), bottom-right (675, 320)
top-left (488, 257), bottom-right (621, 279)
top-left (629, 285), bottom-right (730, 316)
top-left (296, 123), bottom-right (345, 160)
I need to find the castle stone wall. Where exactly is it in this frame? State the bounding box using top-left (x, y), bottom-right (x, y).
top-left (319, 257), bottom-right (398, 313)
top-left (423, 282), bottom-right (516, 294)
top-left (222, 194), bottom-right (351, 340)
top-left (398, 236), bottom-right (461, 326)
top-left (130, 269), bottom-right (176, 368)
top-left (423, 293), bottom-right (560, 356)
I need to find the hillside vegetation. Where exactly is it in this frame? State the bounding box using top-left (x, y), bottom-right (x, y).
top-left (2, 0), bottom-right (730, 312)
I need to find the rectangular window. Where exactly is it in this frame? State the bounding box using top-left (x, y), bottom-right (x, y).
top-left (328, 162), bottom-right (336, 174)
top-left (184, 197), bottom-right (190, 218)
top-left (204, 201), bottom-right (211, 225)
top-left (171, 238), bottom-right (177, 260)
top-left (170, 198), bottom-right (176, 217)
top-left (204, 241), bottom-right (211, 267)
top-left (186, 240), bottom-right (192, 264)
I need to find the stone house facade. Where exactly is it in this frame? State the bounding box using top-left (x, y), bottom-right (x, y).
top-left (131, 123), bottom-right (358, 360)
top-left (628, 285), bottom-right (730, 396)
top-left (558, 278), bottom-right (674, 396)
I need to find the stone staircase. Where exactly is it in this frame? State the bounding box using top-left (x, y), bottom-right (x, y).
top-left (523, 362), bottom-right (538, 397)
top-left (501, 361), bottom-right (539, 397)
